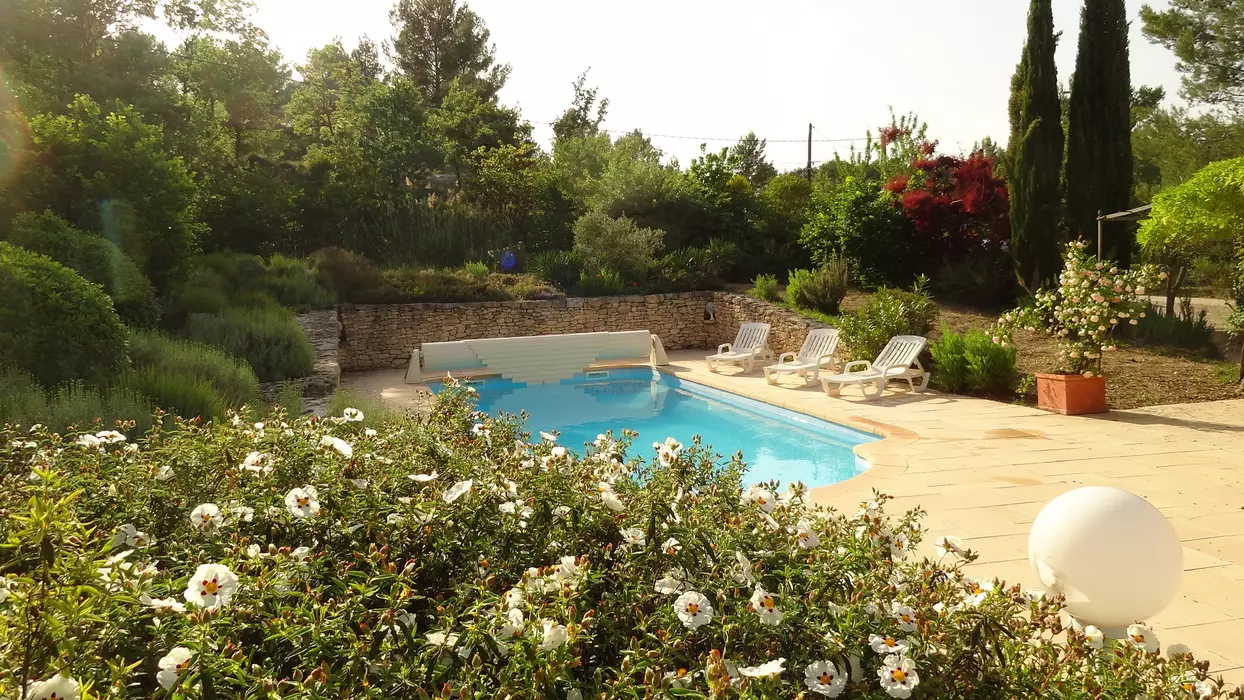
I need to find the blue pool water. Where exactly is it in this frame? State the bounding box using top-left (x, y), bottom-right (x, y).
top-left (431, 368), bottom-right (875, 487)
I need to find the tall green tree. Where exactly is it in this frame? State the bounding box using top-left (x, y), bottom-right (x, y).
top-left (15, 95), bottom-right (201, 293)
top-left (551, 70), bottom-right (608, 144)
top-left (1009, 0), bottom-right (1065, 292)
top-left (1066, 0), bottom-right (1134, 263)
top-left (727, 132), bottom-right (778, 189)
top-left (388, 0), bottom-right (510, 103)
top-left (1142, 0), bottom-right (1244, 112)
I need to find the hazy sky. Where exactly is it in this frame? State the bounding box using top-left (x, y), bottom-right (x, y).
top-left (208, 0), bottom-right (1184, 168)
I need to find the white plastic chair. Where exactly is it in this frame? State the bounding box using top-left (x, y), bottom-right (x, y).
top-left (763, 328), bottom-right (840, 386)
top-left (706, 323), bottom-right (773, 373)
top-left (820, 335), bottom-right (930, 400)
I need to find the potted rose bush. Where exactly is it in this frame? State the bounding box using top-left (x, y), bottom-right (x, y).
top-left (994, 241), bottom-right (1162, 415)
top-left (0, 384), bottom-right (1223, 698)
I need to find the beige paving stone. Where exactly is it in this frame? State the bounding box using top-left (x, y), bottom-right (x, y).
top-left (345, 355), bottom-right (1244, 669)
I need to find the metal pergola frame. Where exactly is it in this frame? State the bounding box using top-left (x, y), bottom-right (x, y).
top-left (1095, 205), bottom-right (1152, 258)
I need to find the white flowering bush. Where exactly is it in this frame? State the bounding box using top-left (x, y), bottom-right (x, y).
top-left (0, 388), bottom-right (1231, 699)
top-left (993, 241), bottom-right (1163, 377)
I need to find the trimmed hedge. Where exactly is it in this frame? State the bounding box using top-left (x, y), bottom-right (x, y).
top-left (0, 242), bottom-right (129, 388)
top-left (185, 308), bottom-right (315, 382)
top-left (7, 211), bottom-right (160, 327)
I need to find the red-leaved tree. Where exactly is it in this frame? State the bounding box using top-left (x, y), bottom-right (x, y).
top-left (887, 151), bottom-right (1010, 264)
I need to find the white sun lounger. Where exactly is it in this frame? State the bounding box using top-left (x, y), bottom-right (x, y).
top-left (763, 328), bottom-right (841, 386)
top-left (706, 322), bottom-right (773, 373)
top-left (820, 335), bottom-right (930, 400)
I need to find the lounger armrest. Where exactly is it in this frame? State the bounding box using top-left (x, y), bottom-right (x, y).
top-left (816, 354), bottom-right (838, 368)
top-left (717, 343), bottom-right (733, 354)
top-left (778, 352), bottom-right (797, 364)
top-left (843, 360), bottom-right (872, 374)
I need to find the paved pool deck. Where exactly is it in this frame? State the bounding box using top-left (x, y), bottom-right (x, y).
top-left (344, 353), bottom-right (1244, 679)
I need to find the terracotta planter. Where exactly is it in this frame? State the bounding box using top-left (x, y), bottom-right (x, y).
top-left (1036, 373), bottom-right (1107, 415)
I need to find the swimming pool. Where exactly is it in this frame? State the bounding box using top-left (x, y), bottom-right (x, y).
top-left (430, 368), bottom-right (875, 488)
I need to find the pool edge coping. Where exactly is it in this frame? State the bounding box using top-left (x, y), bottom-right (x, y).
top-left (652, 366), bottom-right (915, 501)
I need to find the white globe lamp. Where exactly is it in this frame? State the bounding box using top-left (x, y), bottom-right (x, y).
top-left (1028, 486), bottom-right (1181, 634)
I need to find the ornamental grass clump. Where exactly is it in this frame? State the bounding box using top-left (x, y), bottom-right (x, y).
top-left (0, 386), bottom-right (1227, 698)
top-left (993, 240), bottom-right (1163, 378)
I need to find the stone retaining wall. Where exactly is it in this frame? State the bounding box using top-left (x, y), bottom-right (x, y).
top-left (338, 292), bottom-right (822, 372)
top-left (261, 309), bottom-right (341, 415)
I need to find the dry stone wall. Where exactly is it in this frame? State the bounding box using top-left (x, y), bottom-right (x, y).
top-left (338, 292), bottom-right (824, 372)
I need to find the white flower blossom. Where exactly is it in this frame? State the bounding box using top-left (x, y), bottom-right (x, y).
top-left (804, 660), bottom-right (847, 697)
top-left (183, 563), bottom-right (239, 610)
top-left (157, 647), bottom-right (193, 690)
top-left (1127, 623), bottom-right (1159, 653)
top-left (1177, 672), bottom-right (1212, 699)
top-left (749, 585), bottom-right (783, 626)
top-left (869, 634), bottom-right (910, 655)
top-left (662, 537), bottom-right (682, 556)
top-left (654, 437), bottom-right (682, 466)
top-left (743, 485), bottom-right (778, 512)
top-left (230, 503), bottom-right (255, 522)
top-left (443, 479), bottom-right (473, 503)
top-left (96, 430), bottom-right (126, 443)
top-left (112, 524), bottom-right (152, 549)
top-left (341, 407), bottom-right (364, 422)
top-left (139, 593), bottom-right (186, 613)
top-left (190, 503), bottom-right (225, 530)
top-left (1083, 625), bottom-right (1105, 650)
top-left (75, 433), bottom-right (102, 449)
top-left (407, 471), bottom-right (439, 482)
top-left (242, 451), bottom-right (271, 475)
top-left (620, 527), bottom-right (645, 547)
top-left (155, 465), bottom-right (175, 481)
top-left (540, 620), bottom-right (569, 650)
top-left (654, 568), bottom-right (688, 595)
top-left (504, 587), bottom-right (524, 610)
top-left (25, 674), bottom-right (81, 700)
top-left (599, 482), bottom-right (625, 512)
top-left (284, 486), bottom-right (321, 518)
top-left (319, 435), bottom-right (353, 458)
top-left (963, 577), bottom-right (994, 607)
top-left (425, 631), bottom-right (460, 648)
top-left (796, 520), bottom-right (820, 549)
top-left (738, 658), bottom-right (785, 679)
top-left (732, 551), bottom-right (756, 585)
top-left (878, 654), bottom-right (920, 699)
top-left (891, 601), bottom-right (917, 632)
top-left (673, 591), bottom-right (713, 629)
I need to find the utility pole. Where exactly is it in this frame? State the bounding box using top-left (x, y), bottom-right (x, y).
top-left (806, 123), bottom-right (813, 181)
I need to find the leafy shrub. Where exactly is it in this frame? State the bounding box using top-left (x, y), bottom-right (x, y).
top-left (750, 273), bottom-right (781, 302)
top-left (128, 331), bottom-right (260, 407)
top-left (0, 366), bottom-right (151, 434)
top-left (575, 267), bottom-right (627, 297)
top-left (7, 211), bottom-right (161, 327)
top-left (526, 250), bottom-right (582, 291)
top-left (930, 327), bottom-right (1020, 396)
top-left (1130, 300), bottom-right (1219, 356)
top-left (382, 268), bottom-right (561, 303)
top-left (801, 176), bottom-right (917, 288)
top-left (572, 210), bottom-right (664, 282)
top-left (0, 384), bottom-right (1215, 699)
top-left (786, 260), bottom-right (850, 316)
top-left (0, 242), bottom-right (129, 388)
top-left (122, 366), bottom-right (228, 420)
top-left (932, 250), bottom-right (1019, 309)
top-left (463, 261), bottom-right (491, 277)
top-left (310, 246), bottom-right (400, 303)
top-left (185, 308), bottom-right (315, 382)
top-left (653, 240), bottom-right (739, 293)
top-left (839, 280), bottom-right (938, 360)
top-left (274, 382), bottom-right (305, 417)
top-left (262, 255), bottom-right (336, 309)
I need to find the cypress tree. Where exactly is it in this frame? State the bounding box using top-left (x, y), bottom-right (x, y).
top-left (1066, 0), bottom-right (1133, 264)
top-left (1009, 0), bottom-right (1065, 292)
